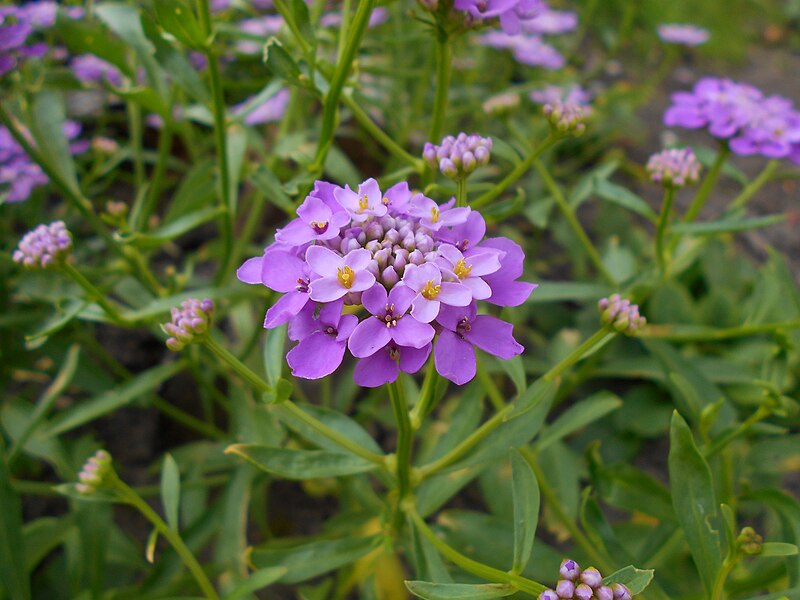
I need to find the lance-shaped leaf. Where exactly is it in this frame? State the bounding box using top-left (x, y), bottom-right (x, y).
top-left (602, 565), bottom-right (655, 595)
top-left (406, 581), bottom-right (516, 599)
top-left (225, 445), bottom-right (377, 479)
top-left (510, 450), bottom-right (539, 575)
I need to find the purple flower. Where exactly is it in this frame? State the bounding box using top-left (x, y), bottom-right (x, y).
top-left (12, 221), bottom-right (72, 269)
top-left (598, 294), bottom-right (646, 333)
top-left (403, 262), bottom-right (472, 323)
top-left (646, 147), bottom-right (702, 187)
top-left (434, 302), bottom-right (523, 385)
top-left (480, 237), bottom-right (538, 306)
top-left (306, 246), bottom-right (376, 302)
top-left (348, 284), bottom-right (435, 357)
top-left (436, 243), bottom-right (503, 300)
top-left (521, 9), bottom-right (578, 34)
top-left (456, 0), bottom-right (547, 35)
top-left (424, 132), bottom-right (493, 180)
top-left (233, 88), bottom-right (290, 125)
top-left (479, 31), bottom-right (565, 69)
top-left (71, 54), bottom-right (125, 87)
top-left (657, 23), bottom-right (710, 47)
top-left (353, 341), bottom-right (432, 387)
top-left (276, 193), bottom-right (351, 245)
top-left (407, 195), bottom-right (470, 230)
top-left (334, 178), bottom-right (388, 222)
top-left (163, 298), bottom-right (215, 351)
top-left (530, 84), bottom-right (591, 109)
top-left (286, 302), bottom-right (359, 379)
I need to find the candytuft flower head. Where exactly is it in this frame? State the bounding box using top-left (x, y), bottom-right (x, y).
top-left (76, 449), bottom-right (114, 494)
top-left (598, 294), bottom-right (646, 333)
top-left (657, 23), bottom-right (710, 47)
top-left (13, 221), bottom-right (72, 269)
top-left (423, 133), bottom-right (492, 181)
top-left (647, 147), bottom-right (702, 187)
top-left (544, 100), bottom-right (588, 136)
top-left (540, 560), bottom-right (634, 600)
top-left (163, 298), bottom-right (215, 351)
top-left (238, 177), bottom-right (535, 384)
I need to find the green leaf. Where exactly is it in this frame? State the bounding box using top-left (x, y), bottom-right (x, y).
top-left (405, 581), bottom-right (516, 599)
top-left (43, 361), bottom-right (184, 437)
top-left (154, 0), bottom-right (206, 49)
top-left (264, 37), bottom-right (302, 82)
top-left (291, 0), bottom-right (314, 43)
top-left (761, 543), bottom-right (800, 557)
top-left (226, 124), bottom-right (248, 213)
top-left (602, 565), bottom-right (655, 595)
top-left (122, 205), bottom-right (226, 248)
top-left (0, 445), bottom-right (30, 599)
top-left (668, 412), bottom-right (722, 593)
top-left (672, 214), bottom-right (786, 236)
top-left (510, 450), bottom-right (539, 575)
top-left (263, 324), bottom-right (287, 389)
top-left (55, 10), bottom-right (131, 76)
top-left (535, 391), bottom-right (622, 452)
top-left (23, 516), bottom-right (74, 574)
top-left (225, 567), bottom-right (288, 600)
top-left (507, 377), bottom-right (559, 420)
top-left (498, 355), bottom-right (526, 396)
top-left (29, 91), bottom-right (78, 194)
top-left (250, 535), bottom-right (380, 584)
top-left (143, 14), bottom-right (209, 103)
top-left (594, 179), bottom-right (658, 223)
top-left (250, 167), bottom-right (296, 215)
top-left (161, 454), bottom-right (180, 531)
top-left (54, 484), bottom-right (122, 504)
top-left (527, 282), bottom-right (613, 304)
top-left (274, 403), bottom-right (382, 455)
top-left (225, 445), bottom-right (377, 479)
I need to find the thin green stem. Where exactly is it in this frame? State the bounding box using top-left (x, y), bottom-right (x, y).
top-left (681, 145), bottom-right (729, 224)
top-left (388, 379), bottom-right (412, 499)
top-left (150, 395), bottom-right (227, 441)
top-left (655, 186), bottom-right (675, 277)
top-left (131, 120), bottom-right (174, 231)
top-left (273, 0), bottom-right (313, 56)
top-left (471, 135), bottom-right (557, 209)
top-left (711, 555), bottom-right (738, 600)
top-left (61, 262), bottom-right (128, 326)
top-left (534, 159), bottom-right (616, 286)
top-left (409, 359), bottom-right (440, 430)
top-left (114, 478), bottom-right (219, 600)
top-left (202, 335), bottom-right (271, 394)
top-left (429, 31), bottom-right (452, 143)
top-left (636, 320), bottom-right (800, 342)
top-left (702, 406), bottom-right (771, 460)
top-left (127, 101), bottom-right (145, 190)
top-left (728, 160), bottom-right (779, 212)
top-left (456, 177), bottom-right (467, 207)
top-left (407, 508), bottom-right (546, 596)
top-left (543, 328), bottom-right (616, 382)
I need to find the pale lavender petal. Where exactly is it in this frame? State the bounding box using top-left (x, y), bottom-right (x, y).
top-left (237, 256), bottom-right (263, 284)
top-left (318, 298), bottom-right (345, 327)
top-left (336, 313), bottom-right (359, 341)
top-left (287, 333), bottom-right (346, 379)
top-left (344, 248), bottom-right (372, 270)
top-left (275, 219), bottom-right (315, 245)
top-left (435, 330), bottom-right (476, 385)
top-left (354, 349), bottom-right (399, 387)
top-left (387, 283), bottom-right (416, 314)
top-left (391, 317), bottom-right (435, 349)
top-left (411, 297), bottom-right (440, 323)
top-left (350, 270), bottom-right (376, 292)
top-left (361, 282), bottom-right (388, 315)
top-left (288, 302), bottom-right (318, 341)
top-left (308, 276), bottom-right (348, 302)
top-left (466, 315), bottom-right (524, 359)
top-left (488, 281), bottom-right (538, 306)
top-left (264, 292), bottom-right (309, 328)
top-left (463, 276), bottom-right (492, 300)
top-left (464, 248), bottom-right (504, 276)
top-left (306, 245), bottom-right (343, 277)
top-left (348, 317), bottom-right (392, 357)
top-left (297, 195), bottom-right (332, 225)
top-left (399, 343), bottom-right (432, 374)
top-left (403, 262), bottom-right (441, 291)
top-left (438, 282), bottom-right (473, 306)
top-left (261, 251), bottom-right (305, 292)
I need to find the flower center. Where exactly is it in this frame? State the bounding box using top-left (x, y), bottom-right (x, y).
top-left (357, 194), bottom-right (370, 213)
top-left (421, 280), bottom-right (441, 300)
top-left (337, 265), bottom-right (355, 288)
top-left (388, 346), bottom-right (400, 361)
top-left (310, 220), bottom-right (329, 234)
top-left (296, 277), bottom-right (310, 293)
top-left (454, 258), bottom-right (472, 279)
top-left (381, 196), bottom-right (390, 205)
top-left (324, 326), bottom-right (337, 336)
top-left (429, 206), bottom-right (440, 223)
top-left (377, 303), bottom-right (400, 327)
top-left (456, 317), bottom-right (472, 338)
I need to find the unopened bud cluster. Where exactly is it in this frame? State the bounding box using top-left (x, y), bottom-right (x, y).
top-left (737, 527), bottom-right (763, 555)
top-left (598, 294), bottom-right (646, 333)
top-left (76, 450), bottom-right (113, 494)
top-left (12, 221), bottom-right (73, 269)
top-left (544, 100), bottom-right (587, 136)
top-left (423, 132), bottom-right (492, 180)
top-left (646, 147), bottom-right (702, 187)
top-left (540, 560), bottom-right (632, 600)
top-left (163, 298), bottom-right (214, 351)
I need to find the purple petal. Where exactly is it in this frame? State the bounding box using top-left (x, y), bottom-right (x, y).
top-left (463, 277), bottom-right (492, 300)
top-left (336, 313), bottom-right (359, 341)
top-left (361, 283), bottom-right (388, 316)
top-left (237, 256), bottom-right (263, 284)
top-left (275, 219), bottom-right (315, 245)
top-left (318, 298), bottom-right (345, 327)
top-left (399, 343), bottom-right (432, 374)
top-left (287, 333), bottom-right (346, 379)
top-left (306, 245), bottom-right (343, 277)
top-left (438, 282), bottom-right (473, 306)
top-left (350, 270), bottom-right (376, 292)
top-left (348, 317), bottom-right (392, 357)
top-left (391, 317), bottom-right (435, 349)
top-left (434, 330), bottom-right (476, 385)
top-left (488, 280), bottom-right (538, 307)
top-left (466, 315), bottom-right (524, 359)
top-left (261, 251), bottom-right (305, 292)
top-left (387, 283), bottom-right (416, 315)
top-left (411, 297), bottom-right (440, 323)
top-left (308, 276), bottom-right (347, 302)
top-left (353, 348), bottom-right (399, 387)
top-left (288, 302), bottom-right (318, 341)
top-left (344, 248), bottom-right (372, 270)
top-left (264, 292), bottom-right (309, 328)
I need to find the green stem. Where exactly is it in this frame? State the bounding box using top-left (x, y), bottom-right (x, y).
top-left (150, 395), bottom-right (227, 441)
top-left (409, 358), bottom-right (440, 430)
top-left (131, 119), bottom-right (174, 231)
top-left (311, 0), bottom-right (376, 174)
top-left (543, 328), bottom-right (616, 382)
top-left (728, 160), bottom-right (779, 212)
top-left (114, 478), bottom-right (219, 600)
top-left (534, 159), bottom-right (616, 286)
top-left (636, 320), bottom-right (800, 342)
top-left (655, 186), bottom-right (675, 277)
top-left (471, 135), bottom-right (558, 209)
top-left (711, 554), bottom-right (738, 600)
top-left (456, 177), bottom-right (467, 207)
top-left (273, 0), bottom-right (313, 55)
top-left (61, 262), bottom-right (128, 326)
top-left (702, 406), bottom-right (771, 460)
top-left (388, 379), bottom-right (412, 499)
top-left (429, 31), bottom-right (452, 143)
top-left (407, 508), bottom-right (546, 596)
top-left (682, 145), bottom-right (729, 224)
top-left (127, 101), bottom-right (145, 189)
top-left (201, 336), bottom-right (385, 465)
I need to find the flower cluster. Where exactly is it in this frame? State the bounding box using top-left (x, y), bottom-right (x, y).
top-left (646, 147), bottom-right (702, 187)
top-left (71, 54), bottom-right (125, 87)
top-left (238, 178), bottom-right (535, 386)
top-left (13, 221), bottom-right (73, 269)
top-left (530, 84), bottom-right (592, 112)
top-left (598, 294), bottom-right (646, 333)
top-left (455, 0), bottom-right (546, 35)
top-left (657, 23), bottom-right (709, 47)
top-left (163, 299), bottom-right (215, 351)
top-left (544, 100), bottom-right (588, 135)
top-left (76, 450), bottom-right (113, 495)
top-left (664, 77), bottom-right (800, 164)
top-left (423, 133), bottom-right (492, 180)
top-left (1, 121), bottom-right (87, 203)
top-left (540, 560), bottom-right (632, 600)
top-left (737, 527), bottom-right (763, 555)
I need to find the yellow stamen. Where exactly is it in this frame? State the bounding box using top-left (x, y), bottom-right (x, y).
top-left (357, 194), bottom-right (370, 213)
top-left (382, 196), bottom-right (390, 205)
top-left (337, 265), bottom-right (355, 289)
top-left (454, 258), bottom-right (472, 279)
top-left (430, 207), bottom-right (440, 223)
top-left (421, 280), bottom-right (441, 300)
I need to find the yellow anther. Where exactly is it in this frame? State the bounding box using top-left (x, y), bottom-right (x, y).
top-left (358, 194), bottom-right (370, 212)
top-left (454, 258), bottom-right (472, 279)
top-left (421, 280), bottom-right (441, 300)
top-left (430, 206), bottom-right (440, 223)
top-left (337, 265), bottom-right (355, 289)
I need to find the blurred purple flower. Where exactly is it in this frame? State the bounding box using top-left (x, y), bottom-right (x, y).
top-left (233, 88), bottom-right (290, 125)
top-left (479, 31), bottom-right (565, 69)
top-left (71, 54), bottom-right (125, 87)
top-left (12, 221), bottom-right (72, 268)
top-left (657, 23), bottom-right (709, 46)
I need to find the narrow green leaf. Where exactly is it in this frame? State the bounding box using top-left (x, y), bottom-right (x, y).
top-left (225, 445), bottom-right (376, 479)
top-left (264, 37), bottom-right (302, 81)
top-left (154, 0), bottom-right (205, 49)
top-left (668, 412), bottom-right (722, 593)
top-left (594, 179), bottom-right (658, 223)
top-left (510, 450), bottom-right (539, 575)
top-left (250, 535), bottom-right (380, 584)
top-left (761, 543), bottom-right (800, 557)
top-left (226, 124), bottom-right (247, 212)
top-left (498, 356), bottom-right (526, 396)
top-left (507, 377), bottom-right (559, 420)
top-left (671, 214), bottom-right (785, 235)
top-left (29, 91), bottom-right (78, 193)
top-left (54, 484), bottom-right (121, 504)
top-left (405, 581), bottom-right (516, 599)
top-left (274, 403), bottom-right (382, 455)
top-left (527, 282), bottom-right (613, 304)
top-left (0, 444), bottom-right (30, 599)
top-left (43, 361), bottom-right (184, 437)
top-left (122, 205), bottom-right (226, 248)
top-left (263, 324), bottom-right (287, 388)
top-left (536, 392), bottom-right (622, 451)
top-left (225, 567), bottom-right (288, 600)
top-left (249, 167), bottom-right (296, 215)
top-left (602, 565), bottom-right (655, 595)
top-left (161, 454), bottom-right (181, 531)
top-left (23, 516), bottom-right (74, 574)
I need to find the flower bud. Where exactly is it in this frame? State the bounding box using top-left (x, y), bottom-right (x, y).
top-left (599, 294), bottom-right (646, 334)
top-left (366, 259), bottom-right (380, 278)
top-left (415, 232), bottom-right (434, 254)
top-left (77, 449), bottom-right (114, 494)
top-left (13, 221), bottom-right (73, 269)
top-left (596, 586), bottom-right (614, 600)
top-left (440, 157), bottom-right (458, 178)
top-left (647, 147), bottom-right (702, 188)
top-left (365, 220), bottom-right (384, 241)
top-left (381, 266), bottom-right (399, 287)
top-left (559, 559), bottom-right (581, 581)
top-left (611, 584), bottom-right (632, 600)
top-left (539, 591), bottom-right (559, 600)
top-left (162, 298), bottom-right (215, 351)
top-left (383, 228), bottom-right (401, 245)
top-left (461, 150), bottom-right (477, 173)
top-left (580, 567), bottom-right (603, 589)
top-left (737, 526), bottom-right (763, 555)
top-left (408, 249), bottom-right (425, 265)
top-left (556, 580), bottom-right (575, 598)
top-left (574, 583), bottom-right (594, 600)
